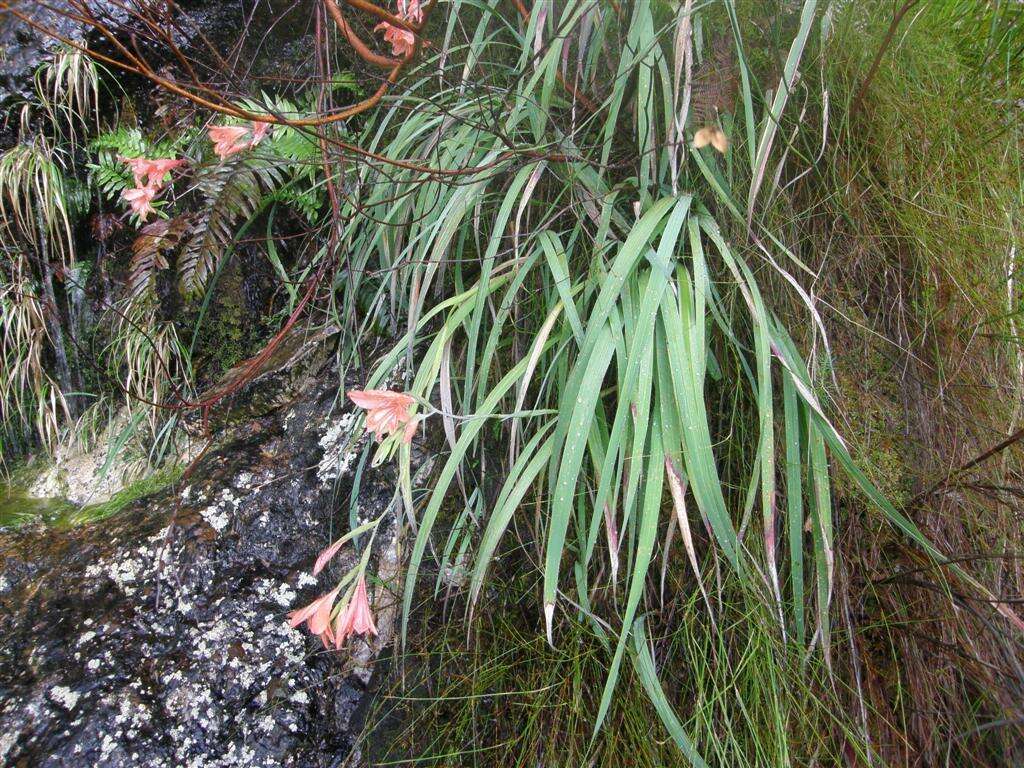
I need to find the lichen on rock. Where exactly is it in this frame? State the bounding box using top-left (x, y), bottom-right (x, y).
top-left (0, 368), bottom-right (410, 766)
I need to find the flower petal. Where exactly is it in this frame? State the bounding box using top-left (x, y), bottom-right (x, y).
top-left (401, 416), bottom-right (419, 445)
top-left (313, 537), bottom-right (347, 576)
top-left (348, 389), bottom-right (410, 409)
top-left (307, 586), bottom-right (340, 636)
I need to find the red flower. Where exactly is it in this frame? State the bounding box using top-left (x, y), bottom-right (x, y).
top-left (120, 156), bottom-right (185, 189)
top-left (249, 121), bottom-right (271, 148)
top-left (122, 185), bottom-right (158, 222)
top-left (348, 389), bottom-right (418, 443)
top-left (287, 586), bottom-right (341, 646)
top-left (398, 0), bottom-right (423, 23)
top-left (313, 537), bottom-right (347, 576)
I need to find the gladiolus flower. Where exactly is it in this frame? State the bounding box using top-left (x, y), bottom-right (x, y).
top-left (208, 125), bottom-right (251, 160)
top-left (375, 22), bottom-right (416, 57)
top-left (122, 184), bottom-right (158, 222)
top-left (249, 121), bottom-right (271, 148)
top-left (348, 389), bottom-right (418, 443)
top-left (288, 586), bottom-right (341, 646)
top-left (398, 0), bottom-right (423, 23)
top-left (313, 537), bottom-right (347, 576)
top-left (332, 576), bottom-right (377, 648)
top-left (120, 156), bottom-right (185, 189)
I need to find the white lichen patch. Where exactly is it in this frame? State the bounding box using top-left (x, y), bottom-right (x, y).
top-left (49, 686), bottom-right (80, 710)
top-left (84, 540), bottom-right (158, 597)
top-left (268, 581), bottom-right (296, 608)
top-left (0, 730), bottom-right (19, 762)
top-left (148, 525), bottom-right (172, 545)
top-left (316, 413), bottom-right (359, 485)
top-left (0, 388), bottom-right (409, 767)
top-left (199, 488), bottom-right (241, 533)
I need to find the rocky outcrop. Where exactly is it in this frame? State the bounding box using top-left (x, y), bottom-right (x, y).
top-left (1, 0), bottom-right (319, 146)
top-left (0, 345), bottom-right (409, 767)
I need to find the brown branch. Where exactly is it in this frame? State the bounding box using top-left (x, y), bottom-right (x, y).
top-left (325, 0), bottom-right (401, 69)
top-left (906, 426), bottom-right (1024, 510)
top-left (343, 0), bottom-right (418, 33)
top-left (850, 0), bottom-right (922, 118)
top-left (3, 0), bottom-right (576, 179)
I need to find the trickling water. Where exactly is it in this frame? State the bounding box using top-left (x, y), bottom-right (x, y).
top-left (0, 485), bottom-right (74, 528)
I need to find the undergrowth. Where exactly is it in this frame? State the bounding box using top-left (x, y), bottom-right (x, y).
top-left (789, 2), bottom-right (1024, 763)
top-left (362, 565), bottom-right (861, 767)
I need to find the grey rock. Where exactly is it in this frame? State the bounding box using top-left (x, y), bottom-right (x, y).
top-left (0, 351), bottom-right (403, 767)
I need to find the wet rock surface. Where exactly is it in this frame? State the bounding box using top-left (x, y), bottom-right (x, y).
top-left (0, 1), bottom-right (128, 122)
top-left (0, 358), bottom-right (404, 767)
top-left (1, 0), bottom-right (319, 124)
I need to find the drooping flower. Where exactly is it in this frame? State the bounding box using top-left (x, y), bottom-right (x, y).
top-left (122, 184), bottom-right (158, 222)
top-left (348, 389), bottom-right (418, 443)
top-left (208, 125), bottom-right (251, 160)
top-left (398, 0), bottom-right (423, 23)
top-left (249, 120), bottom-right (271, 148)
top-left (120, 156), bottom-right (186, 189)
top-left (120, 156), bottom-right (151, 187)
top-left (332, 576), bottom-right (377, 648)
top-left (288, 586), bottom-right (341, 646)
top-left (313, 537), bottom-right (347, 576)
top-left (145, 157), bottom-right (186, 184)
top-left (375, 21), bottom-right (416, 57)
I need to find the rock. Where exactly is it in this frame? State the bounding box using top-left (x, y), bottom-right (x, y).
top-left (0, 357), bottom-right (411, 767)
top-left (0, 1), bottom-right (126, 120)
top-left (21, 323), bottom-right (337, 508)
top-left (25, 411), bottom-right (177, 507)
top-left (1, 0), bottom-right (321, 125)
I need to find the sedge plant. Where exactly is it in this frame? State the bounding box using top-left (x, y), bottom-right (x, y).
top-left (295, 0), bottom-right (1024, 762)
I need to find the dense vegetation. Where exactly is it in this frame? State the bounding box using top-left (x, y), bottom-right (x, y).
top-left (1, 0), bottom-right (1022, 764)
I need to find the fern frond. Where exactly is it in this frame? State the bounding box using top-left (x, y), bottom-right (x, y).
top-left (89, 127), bottom-right (147, 156)
top-left (128, 216), bottom-right (191, 302)
top-left (269, 186), bottom-right (322, 222)
top-left (179, 157), bottom-right (284, 297)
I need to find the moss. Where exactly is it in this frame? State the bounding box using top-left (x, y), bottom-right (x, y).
top-left (192, 266), bottom-right (250, 381)
top-left (828, 314), bottom-right (913, 508)
top-left (794, 5), bottom-right (1024, 764)
top-left (61, 465), bottom-right (183, 527)
top-left (0, 488), bottom-right (73, 528)
top-left (187, 248), bottom-right (277, 387)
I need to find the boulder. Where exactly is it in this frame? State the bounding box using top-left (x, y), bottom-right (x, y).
top-left (0, 352), bottom-right (408, 767)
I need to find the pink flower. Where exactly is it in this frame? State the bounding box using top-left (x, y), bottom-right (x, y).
top-left (120, 156), bottom-right (185, 189)
top-left (122, 184), bottom-right (158, 221)
top-left (288, 586), bottom-right (341, 646)
top-left (208, 125), bottom-right (251, 160)
top-left (348, 389), bottom-right (418, 443)
top-left (398, 0), bottom-right (423, 23)
top-left (375, 22), bottom-right (416, 57)
top-left (145, 157), bottom-right (186, 184)
top-left (313, 537), bottom-right (347, 576)
top-left (332, 576), bottom-right (377, 648)
top-left (249, 121), bottom-right (271, 148)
